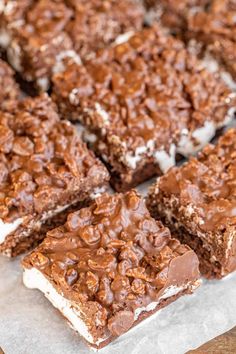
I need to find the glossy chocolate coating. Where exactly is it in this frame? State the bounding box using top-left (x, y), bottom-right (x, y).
top-left (23, 190), bottom-right (200, 343)
top-left (0, 93), bottom-right (109, 223)
top-left (148, 128), bottom-right (236, 278)
top-left (188, 0), bottom-right (236, 79)
top-left (0, 0), bottom-right (144, 89)
top-left (0, 59), bottom-right (20, 111)
top-left (52, 25), bottom-right (235, 191)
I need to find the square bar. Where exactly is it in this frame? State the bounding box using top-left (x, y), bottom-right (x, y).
top-left (22, 190), bottom-right (200, 349)
top-left (52, 26), bottom-right (236, 191)
top-left (0, 0), bottom-right (144, 91)
top-left (1, 0), bottom-right (76, 91)
top-left (0, 93), bottom-right (109, 256)
top-left (147, 128), bottom-right (236, 279)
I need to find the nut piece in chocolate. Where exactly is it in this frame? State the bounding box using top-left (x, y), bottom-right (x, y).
top-left (147, 128), bottom-right (236, 279)
top-left (22, 190), bottom-right (200, 349)
top-left (52, 26), bottom-right (236, 192)
top-left (0, 93), bottom-right (109, 257)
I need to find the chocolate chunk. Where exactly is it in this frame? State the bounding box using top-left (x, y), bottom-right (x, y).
top-left (108, 310), bottom-right (134, 336)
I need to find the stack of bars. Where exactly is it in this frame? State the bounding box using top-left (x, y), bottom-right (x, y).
top-left (0, 0), bottom-right (236, 351)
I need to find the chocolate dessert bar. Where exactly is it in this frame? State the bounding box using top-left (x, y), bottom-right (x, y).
top-left (66, 0), bottom-right (145, 59)
top-left (22, 190), bottom-right (200, 349)
top-left (52, 26), bottom-right (236, 191)
top-left (0, 58), bottom-right (20, 111)
top-left (1, 0), bottom-right (77, 91)
top-left (144, 0), bottom-right (208, 32)
top-left (147, 128), bottom-right (236, 279)
top-left (0, 94), bottom-right (109, 257)
top-left (0, 0), bottom-right (144, 91)
top-left (188, 0), bottom-right (236, 80)
top-left (0, 0), bottom-right (32, 48)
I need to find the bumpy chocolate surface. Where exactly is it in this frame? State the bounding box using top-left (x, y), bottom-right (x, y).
top-left (147, 128), bottom-right (236, 278)
top-left (0, 59), bottom-right (20, 111)
top-left (1, 0), bottom-right (144, 90)
top-left (66, 0), bottom-right (144, 58)
top-left (0, 0), bottom-right (32, 26)
top-left (3, 0), bottom-right (74, 90)
top-left (144, 0), bottom-right (208, 32)
top-left (188, 0), bottom-right (236, 78)
top-left (0, 93), bottom-right (109, 224)
top-left (23, 190), bottom-right (200, 343)
top-left (52, 26), bottom-right (235, 191)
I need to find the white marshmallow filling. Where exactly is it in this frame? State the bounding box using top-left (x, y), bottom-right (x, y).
top-left (82, 98), bottom-right (235, 174)
top-left (0, 217), bottom-right (23, 245)
top-left (23, 267), bottom-right (200, 348)
top-left (0, 199), bottom-right (84, 250)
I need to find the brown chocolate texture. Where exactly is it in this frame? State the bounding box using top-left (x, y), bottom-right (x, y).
top-left (147, 128), bottom-right (236, 279)
top-left (144, 0), bottom-right (208, 33)
top-left (52, 26), bottom-right (235, 191)
top-left (0, 0), bottom-right (144, 90)
top-left (0, 93), bottom-right (109, 256)
top-left (23, 190), bottom-right (200, 347)
top-left (0, 59), bottom-right (20, 111)
top-left (66, 0), bottom-right (145, 58)
top-left (2, 0), bottom-right (74, 91)
top-left (188, 0), bottom-right (236, 79)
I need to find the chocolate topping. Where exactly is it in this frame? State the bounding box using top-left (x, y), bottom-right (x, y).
top-left (1, 0), bottom-right (144, 90)
top-left (6, 0), bottom-right (73, 90)
top-left (26, 0), bottom-right (73, 37)
top-left (23, 190), bottom-right (200, 342)
top-left (147, 128), bottom-right (236, 278)
top-left (144, 0), bottom-right (208, 31)
top-left (108, 310), bottom-right (134, 336)
top-left (0, 93), bottom-right (109, 223)
top-left (188, 0), bottom-right (236, 78)
top-left (158, 129), bottom-right (236, 232)
top-left (0, 59), bottom-right (20, 111)
top-left (66, 0), bottom-right (144, 58)
top-left (52, 25), bottom-right (235, 191)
